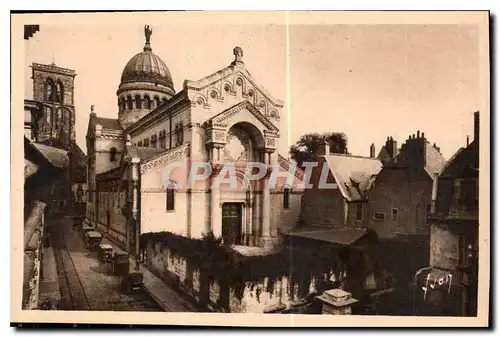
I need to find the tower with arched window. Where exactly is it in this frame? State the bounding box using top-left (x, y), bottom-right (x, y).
top-left (31, 62), bottom-right (76, 149)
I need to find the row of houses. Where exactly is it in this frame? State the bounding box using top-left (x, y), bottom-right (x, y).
top-left (288, 111), bottom-right (479, 316)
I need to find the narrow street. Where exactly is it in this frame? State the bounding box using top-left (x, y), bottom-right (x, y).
top-left (47, 219), bottom-right (162, 311)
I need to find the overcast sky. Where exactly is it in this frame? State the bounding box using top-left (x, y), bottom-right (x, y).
top-left (24, 22), bottom-right (479, 160)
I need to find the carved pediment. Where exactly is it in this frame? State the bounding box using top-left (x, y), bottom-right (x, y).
top-left (212, 100), bottom-right (279, 133)
top-left (185, 65), bottom-right (283, 123)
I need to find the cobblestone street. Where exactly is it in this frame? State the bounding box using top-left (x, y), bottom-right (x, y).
top-left (47, 219), bottom-right (162, 311)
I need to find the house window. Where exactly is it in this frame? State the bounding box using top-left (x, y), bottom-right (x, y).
top-left (144, 138), bottom-right (150, 147)
top-left (154, 96), bottom-right (160, 108)
top-left (110, 147), bottom-right (117, 162)
top-left (137, 140), bottom-right (143, 147)
top-left (356, 203), bottom-right (363, 221)
top-left (284, 187), bottom-right (290, 209)
top-left (166, 185), bottom-right (176, 211)
top-left (373, 212), bottom-right (386, 221)
top-left (391, 208), bottom-right (398, 221)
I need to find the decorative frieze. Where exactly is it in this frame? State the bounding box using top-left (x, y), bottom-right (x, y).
top-left (140, 143), bottom-right (190, 174)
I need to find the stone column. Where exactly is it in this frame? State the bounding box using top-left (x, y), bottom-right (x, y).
top-left (211, 147), bottom-right (224, 238)
top-left (260, 150), bottom-right (273, 248)
top-left (130, 159), bottom-right (140, 256)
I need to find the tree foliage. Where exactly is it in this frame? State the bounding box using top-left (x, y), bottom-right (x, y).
top-left (289, 132), bottom-right (348, 168)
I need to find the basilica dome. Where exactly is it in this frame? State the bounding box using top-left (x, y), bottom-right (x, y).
top-left (120, 48), bottom-right (174, 90)
top-left (117, 25), bottom-right (175, 129)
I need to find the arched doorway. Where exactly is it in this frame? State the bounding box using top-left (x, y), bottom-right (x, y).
top-left (218, 121), bottom-right (265, 246)
top-left (222, 202), bottom-right (243, 246)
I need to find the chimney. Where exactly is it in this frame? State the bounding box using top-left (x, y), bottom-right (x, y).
top-left (90, 105), bottom-right (95, 116)
top-left (370, 143), bottom-right (375, 158)
top-left (385, 136), bottom-right (397, 159)
top-left (430, 173), bottom-right (439, 214)
top-left (417, 130), bottom-right (420, 138)
top-left (422, 132), bottom-right (425, 140)
top-left (474, 111), bottom-right (480, 143)
top-left (467, 135), bottom-right (470, 146)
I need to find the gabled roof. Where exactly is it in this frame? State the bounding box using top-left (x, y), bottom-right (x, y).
top-left (323, 154), bottom-right (383, 201)
top-left (96, 117), bottom-right (123, 131)
top-left (377, 145), bottom-right (399, 164)
top-left (30, 142), bottom-right (69, 170)
top-left (423, 142), bottom-right (447, 176)
top-left (184, 62), bottom-right (284, 108)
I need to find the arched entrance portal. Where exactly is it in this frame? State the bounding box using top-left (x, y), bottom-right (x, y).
top-left (218, 121), bottom-right (264, 246)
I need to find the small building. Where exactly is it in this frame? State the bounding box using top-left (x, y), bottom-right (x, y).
top-left (415, 111), bottom-right (480, 316)
top-left (367, 132), bottom-right (447, 240)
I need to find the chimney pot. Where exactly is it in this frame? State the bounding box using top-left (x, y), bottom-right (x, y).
top-left (474, 111), bottom-right (480, 142)
top-left (412, 134), bottom-right (416, 139)
top-left (417, 131), bottom-right (420, 138)
top-left (370, 143), bottom-right (376, 158)
top-left (467, 135), bottom-right (470, 146)
top-left (422, 132), bottom-right (425, 139)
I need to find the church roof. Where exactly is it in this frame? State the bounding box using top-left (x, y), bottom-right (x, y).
top-left (323, 153), bottom-right (383, 202)
top-left (96, 117), bottom-right (123, 131)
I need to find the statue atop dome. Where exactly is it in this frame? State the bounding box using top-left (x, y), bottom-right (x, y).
top-left (145, 25), bottom-right (152, 43)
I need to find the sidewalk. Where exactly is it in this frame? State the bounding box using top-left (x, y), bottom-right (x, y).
top-left (38, 245), bottom-right (61, 307)
top-left (101, 237), bottom-right (200, 312)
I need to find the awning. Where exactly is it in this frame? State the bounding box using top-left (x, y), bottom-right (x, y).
top-left (285, 226), bottom-right (376, 246)
top-left (31, 142), bottom-right (69, 170)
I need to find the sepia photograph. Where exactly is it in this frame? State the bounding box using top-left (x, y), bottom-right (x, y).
top-left (10, 11), bottom-right (490, 327)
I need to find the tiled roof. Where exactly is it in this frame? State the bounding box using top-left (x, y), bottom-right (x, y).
top-left (286, 225), bottom-right (375, 246)
top-left (31, 142), bottom-right (69, 170)
top-left (424, 142), bottom-right (448, 176)
top-left (96, 117), bottom-right (123, 131)
top-left (323, 154), bottom-right (383, 201)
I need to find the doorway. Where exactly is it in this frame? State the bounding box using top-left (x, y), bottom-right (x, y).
top-left (222, 203), bottom-right (243, 246)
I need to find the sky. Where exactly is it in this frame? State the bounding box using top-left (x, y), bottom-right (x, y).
top-left (24, 22), bottom-right (479, 160)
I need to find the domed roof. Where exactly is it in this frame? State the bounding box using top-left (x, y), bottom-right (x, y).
top-left (120, 25), bottom-right (174, 90)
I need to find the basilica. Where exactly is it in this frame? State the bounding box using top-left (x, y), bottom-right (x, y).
top-left (85, 26), bottom-right (304, 257)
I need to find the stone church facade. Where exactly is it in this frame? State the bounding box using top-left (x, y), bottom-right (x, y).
top-left (86, 26), bottom-right (304, 257)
